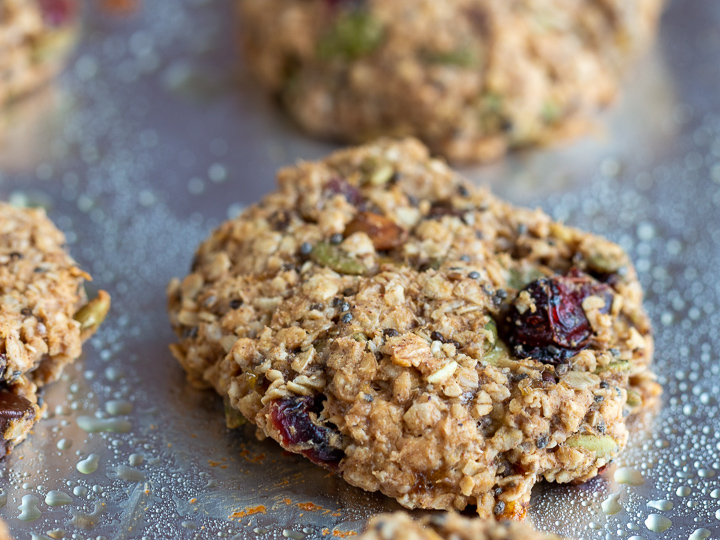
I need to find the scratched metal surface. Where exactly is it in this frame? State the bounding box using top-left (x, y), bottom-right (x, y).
top-left (0, 0), bottom-right (719, 539)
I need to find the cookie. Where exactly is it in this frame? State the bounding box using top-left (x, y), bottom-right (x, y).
top-left (359, 512), bottom-right (564, 540)
top-left (0, 0), bottom-right (79, 109)
top-left (168, 138), bottom-right (659, 518)
top-left (0, 202), bottom-right (110, 455)
top-left (238, 0), bottom-right (663, 163)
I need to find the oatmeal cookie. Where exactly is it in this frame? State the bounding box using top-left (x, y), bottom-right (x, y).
top-left (0, 0), bottom-right (79, 109)
top-left (239, 0), bottom-right (664, 163)
top-left (359, 512), bottom-right (564, 540)
top-left (0, 202), bottom-right (110, 454)
top-left (168, 139), bottom-right (659, 518)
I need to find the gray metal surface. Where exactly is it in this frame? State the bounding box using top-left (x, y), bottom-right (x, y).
top-left (0, 0), bottom-right (719, 538)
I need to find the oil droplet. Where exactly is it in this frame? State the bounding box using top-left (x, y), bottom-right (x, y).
top-left (77, 454), bottom-right (100, 474)
top-left (112, 465), bottom-right (146, 483)
top-left (589, 522), bottom-right (602, 530)
top-left (73, 485), bottom-right (88, 496)
top-left (645, 514), bottom-right (672, 533)
top-left (0, 490), bottom-right (6, 508)
top-left (689, 529), bottom-right (711, 540)
top-left (711, 488), bottom-right (720, 498)
top-left (628, 537), bottom-right (646, 540)
top-left (18, 494), bottom-right (41, 521)
top-left (283, 531), bottom-right (305, 540)
top-left (698, 469), bottom-right (715, 478)
top-left (105, 400), bottom-right (133, 416)
top-left (77, 416), bottom-right (131, 433)
top-left (129, 453), bottom-right (143, 466)
top-left (676, 486), bottom-right (691, 497)
top-left (181, 522), bottom-right (197, 530)
top-left (56, 438), bottom-right (72, 450)
top-left (70, 501), bottom-right (105, 529)
top-left (30, 534), bottom-right (53, 540)
top-left (647, 500), bottom-right (673, 511)
top-left (254, 528), bottom-right (269, 534)
top-left (716, 509), bottom-right (720, 520)
top-left (47, 530), bottom-right (65, 539)
top-left (602, 493), bottom-right (623, 515)
top-left (615, 467), bottom-right (644, 486)
top-left (45, 490), bottom-right (73, 506)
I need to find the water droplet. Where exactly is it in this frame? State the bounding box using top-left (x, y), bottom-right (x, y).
top-left (253, 529), bottom-right (269, 535)
top-left (689, 529), bottom-right (711, 540)
top-left (711, 488), bottom-right (720, 498)
top-left (18, 494), bottom-right (41, 521)
top-left (645, 514), bottom-right (672, 533)
top-left (129, 453), bottom-right (143, 466)
top-left (716, 509), bottom-right (720, 520)
top-left (602, 493), bottom-right (623, 515)
top-left (677, 486), bottom-right (692, 497)
top-left (589, 522), bottom-right (602, 530)
top-left (45, 490), bottom-right (73, 507)
top-left (77, 454), bottom-right (101, 474)
top-left (77, 416), bottom-right (131, 433)
top-left (105, 400), bottom-right (133, 416)
top-left (181, 522), bottom-right (197, 529)
top-left (283, 531), bottom-right (305, 540)
top-left (104, 367), bottom-right (124, 381)
top-left (615, 467), bottom-right (645, 486)
top-left (628, 537), bottom-right (646, 540)
top-left (698, 469), bottom-right (715, 478)
top-left (73, 486), bottom-right (88, 497)
top-left (647, 500), bottom-right (673, 511)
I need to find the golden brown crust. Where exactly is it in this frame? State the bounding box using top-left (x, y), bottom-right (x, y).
top-left (359, 512), bottom-right (565, 540)
top-left (168, 138), bottom-right (658, 517)
top-left (239, 0), bottom-right (664, 162)
top-left (0, 0), bottom-right (78, 108)
top-left (0, 202), bottom-right (109, 454)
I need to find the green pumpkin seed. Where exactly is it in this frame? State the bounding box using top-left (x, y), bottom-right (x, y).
top-left (566, 434), bottom-right (618, 458)
top-left (311, 242), bottom-right (368, 275)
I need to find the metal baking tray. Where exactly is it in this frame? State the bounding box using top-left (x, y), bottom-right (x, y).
top-left (1, 0), bottom-right (719, 538)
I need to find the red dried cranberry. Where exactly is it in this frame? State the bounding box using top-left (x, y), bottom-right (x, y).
top-left (39, 0), bottom-right (76, 27)
top-left (269, 395), bottom-right (343, 468)
top-left (324, 178), bottom-right (363, 208)
top-left (505, 269), bottom-right (613, 364)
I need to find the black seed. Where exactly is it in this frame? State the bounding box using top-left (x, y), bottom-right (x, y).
top-left (341, 313), bottom-right (353, 323)
top-left (9, 252), bottom-right (22, 260)
top-left (339, 302), bottom-right (350, 312)
top-left (309, 303), bottom-right (324, 311)
top-left (300, 242), bottom-right (312, 255)
top-left (512, 373), bottom-right (529, 382)
top-left (468, 271), bottom-right (480, 280)
top-left (33, 267), bottom-right (45, 273)
top-left (609, 348), bottom-right (620, 357)
top-left (182, 327), bottom-right (198, 338)
top-left (597, 421), bottom-right (606, 434)
top-left (460, 255), bottom-right (471, 262)
top-left (430, 331), bottom-right (446, 343)
top-left (330, 233), bottom-right (343, 245)
top-left (493, 501), bottom-right (506, 515)
top-left (599, 381), bottom-right (610, 389)
top-left (496, 289), bottom-right (507, 299)
top-left (229, 299), bottom-right (242, 309)
top-left (517, 224), bottom-right (528, 235)
top-left (383, 328), bottom-right (399, 338)
top-left (594, 395), bottom-right (605, 403)
top-left (389, 172), bottom-right (401, 184)
top-left (363, 393), bottom-right (374, 402)
top-left (20, 308), bottom-right (32, 317)
top-left (475, 231), bottom-right (484, 239)
top-left (536, 435), bottom-right (548, 449)
top-left (457, 185), bottom-right (469, 197)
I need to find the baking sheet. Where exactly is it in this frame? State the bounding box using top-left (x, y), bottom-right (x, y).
top-left (1, 0), bottom-right (720, 538)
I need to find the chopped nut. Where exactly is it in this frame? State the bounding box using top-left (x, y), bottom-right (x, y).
top-left (344, 212), bottom-right (407, 251)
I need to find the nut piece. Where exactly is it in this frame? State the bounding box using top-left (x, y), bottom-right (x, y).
top-left (73, 290), bottom-right (111, 340)
top-left (344, 212), bottom-right (407, 251)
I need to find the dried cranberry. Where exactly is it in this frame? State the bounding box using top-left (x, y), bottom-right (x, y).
top-left (504, 269), bottom-right (613, 364)
top-left (38, 0), bottom-right (76, 27)
top-left (324, 178), bottom-right (363, 207)
top-left (269, 395), bottom-right (343, 468)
